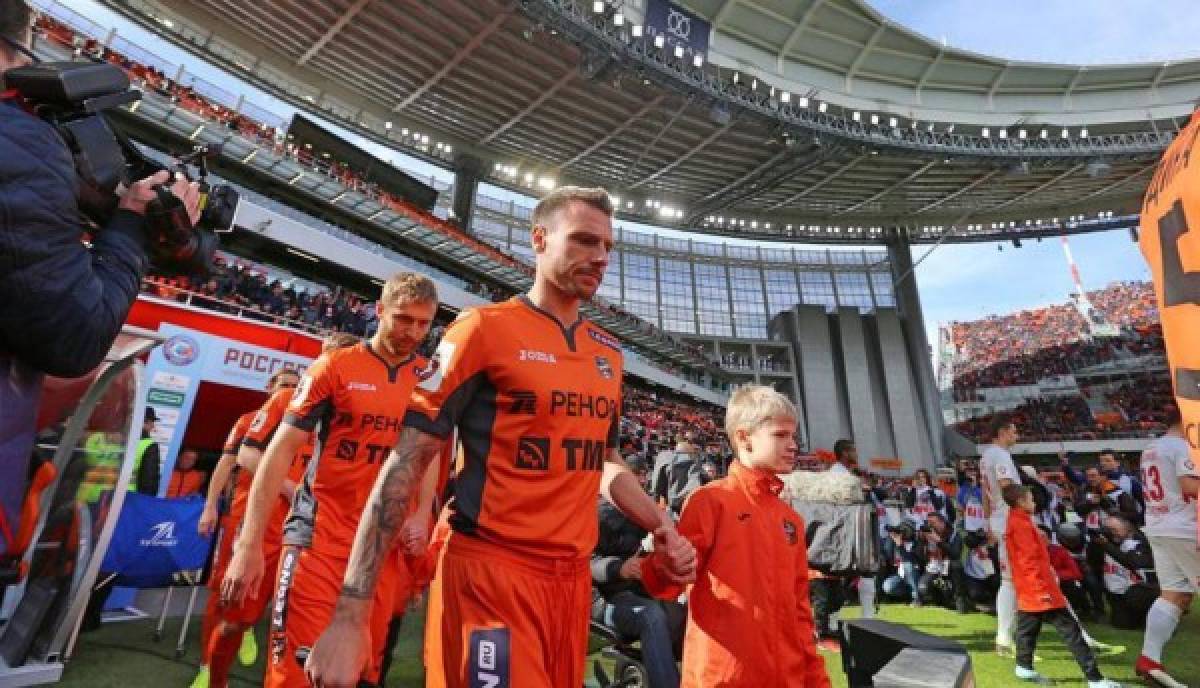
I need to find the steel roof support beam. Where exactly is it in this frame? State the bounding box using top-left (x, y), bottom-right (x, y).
top-left (914, 45), bottom-right (944, 101)
top-left (711, 0), bottom-right (740, 30)
top-left (845, 23), bottom-right (887, 92)
top-left (561, 95), bottom-right (665, 169)
top-left (1073, 162), bottom-right (1158, 201)
top-left (629, 119), bottom-right (735, 189)
top-left (913, 169), bottom-right (1004, 214)
top-left (481, 69), bottom-right (574, 144)
top-left (766, 154), bottom-right (867, 210)
top-left (621, 95), bottom-right (693, 186)
top-left (393, 8), bottom-right (512, 112)
top-left (987, 63), bottom-right (1010, 110)
top-left (986, 164), bottom-right (1083, 212)
top-left (777, 0), bottom-right (827, 71)
top-left (835, 160), bottom-right (937, 215)
top-left (296, 0), bottom-right (372, 66)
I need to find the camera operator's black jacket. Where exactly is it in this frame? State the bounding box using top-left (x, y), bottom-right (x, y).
top-left (0, 99), bottom-right (148, 377)
top-left (592, 497), bottom-right (650, 601)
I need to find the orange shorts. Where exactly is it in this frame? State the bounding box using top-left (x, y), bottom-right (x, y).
top-left (264, 546), bottom-right (398, 688)
top-left (424, 534), bottom-right (592, 688)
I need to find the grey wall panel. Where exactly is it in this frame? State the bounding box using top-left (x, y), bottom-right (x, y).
top-left (877, 308), bottom-right (932, 472)
top-left (795, 306), bottom-right (849, 451)
top-left (837, 308), bottom-right (881, 462)
top-left (862, 316), bottom-right (898, 460)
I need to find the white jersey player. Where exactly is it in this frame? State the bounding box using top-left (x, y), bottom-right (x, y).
top-left (1136, 408), bottom-right (1200, 687)
top-left (978, 415), bottom-right (1021, 655)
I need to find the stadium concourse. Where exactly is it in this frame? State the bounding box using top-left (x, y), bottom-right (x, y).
top-left (4, 0), bottom-right (1200, 687)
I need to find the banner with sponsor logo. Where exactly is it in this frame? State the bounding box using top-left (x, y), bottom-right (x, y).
top-left (142, 323), bottom-right (313, 490)
top-left (100, 492), bottom-right (211, 587)
top-left (644, 0), bottom-right (710, 61)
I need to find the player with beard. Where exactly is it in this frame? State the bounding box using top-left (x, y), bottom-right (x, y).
top-left (304, 187), bottom-right (696, 688)
top-left (221, 273), bottom-right (438, 687)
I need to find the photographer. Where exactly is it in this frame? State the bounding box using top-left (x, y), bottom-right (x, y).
top-left (1091, 515), bottom-right (1157, 630)
top-left (0, 0), bottom-right (201, 380)
top-left (916, 512), bottom-right (967, 612)
top-left (881, 522), bottom-right (924, 606)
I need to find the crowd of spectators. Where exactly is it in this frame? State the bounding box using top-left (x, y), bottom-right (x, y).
top-left (142, 254), bottom-right (379, 337)
top-left (948, 282), bottom-right (1162, 396)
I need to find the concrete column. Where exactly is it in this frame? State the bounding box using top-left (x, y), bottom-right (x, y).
top-left (876, 309), bottom-right (931, 472)
top-left (796, 306), bottom-right (849, 450)
top-left (837, 308), bottom-right (881, 462)
top-left (451, 153), bottom-right (484, 233)
top-left (886, 229), bottom-right (945, 465)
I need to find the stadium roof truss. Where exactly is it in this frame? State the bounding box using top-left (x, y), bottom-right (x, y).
top-left (109, 81), bottom-right (713, 372)
top-left (100, 0), bottom-right (1199, 244)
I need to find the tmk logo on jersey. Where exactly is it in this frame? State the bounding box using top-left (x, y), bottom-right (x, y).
top-left (140, 521), bottom-right (179, 547)
top-left (515, 437), bottom-right (550, 471)
top-left (346, 381), bottom-right (377, 392)
top-left (249, 409), bottom-right (269, 433)
top-left (595, 356), bottom-right (613, 379)
top-left (518, 349), bottom-right (557, 364)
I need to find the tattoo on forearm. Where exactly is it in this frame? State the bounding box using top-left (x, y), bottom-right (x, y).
top-left (339, 428), bottom-right (441, 601)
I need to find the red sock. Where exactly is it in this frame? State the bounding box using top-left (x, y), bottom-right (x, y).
top-left (207, 623), bottom-right (243, 688)
top-left (199, 594), bottom-right (221, 665)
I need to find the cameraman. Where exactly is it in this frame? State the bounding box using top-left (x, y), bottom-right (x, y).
top-left (1, 0), bottom-right (200, 380)
top-left (916, 512), bottom-right (967, 612)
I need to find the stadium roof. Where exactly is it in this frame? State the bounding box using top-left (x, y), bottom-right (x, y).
top-left (103, 0), bottom-right (1198, 244)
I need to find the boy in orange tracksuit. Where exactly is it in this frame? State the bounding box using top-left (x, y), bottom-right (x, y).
top-left (1003, 484), bottom-right (1120, 687)
top-left (642, 385), bottom-right (830, 687)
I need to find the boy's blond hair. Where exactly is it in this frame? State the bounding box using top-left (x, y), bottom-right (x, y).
top-left (724, 385), bottom-right (797, 449)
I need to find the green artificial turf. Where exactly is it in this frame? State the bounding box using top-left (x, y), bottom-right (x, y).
top-left (57, 598), bottom-right (1200, 687)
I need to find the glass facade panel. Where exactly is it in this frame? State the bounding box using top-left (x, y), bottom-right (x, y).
top-left (623, 252), bottom-right (658, 326)
top-left (799, 271), bottom-right (837, 311)
top-left (764, 269), bottom-right (799, 318)
top-left (871, 272), bottom-right (895, 307)
top-left (694, 263), bottom-right (731, 336)
top-left (729, 267), bottom-right (766, 338)
top-left (597, 248), bottom-right (622, 302)
top-left (835, 272), bottom-right (874, 311)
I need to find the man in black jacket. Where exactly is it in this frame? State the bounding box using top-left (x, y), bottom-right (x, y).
top-left (592, 497), bottom-right (685, 688)
top-left (1092, 515), bottom-right (1158, 630)
top-left (916, 512), bottom-right (968, 612)
top-left (0, 2), bottom-right (200, 378)
top-left (0, 0), bottom-right (198, 540)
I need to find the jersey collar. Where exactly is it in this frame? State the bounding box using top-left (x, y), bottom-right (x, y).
top-left (363, 341), bottom-right (414, 383)
top-left (516, 294), bottom-right (584, 351)
top-left (730, 461), bottom-right (783, 498)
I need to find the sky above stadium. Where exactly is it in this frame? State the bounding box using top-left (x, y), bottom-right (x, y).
top-left (867, 0), bottom-right (1200, 64)
top-left (61, 0), bottom-right (1167, 343)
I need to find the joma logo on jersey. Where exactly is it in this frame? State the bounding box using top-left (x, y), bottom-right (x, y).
top-left (140, 521), bottom-right (178, 547)
top-left (518, 349), bottom-right (557, 364)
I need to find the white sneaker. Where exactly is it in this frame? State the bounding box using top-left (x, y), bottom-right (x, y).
top-left (1015, 666), bottom-right (1050, 685)
top-left (1087, 679), bottom-right (1122, 688)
